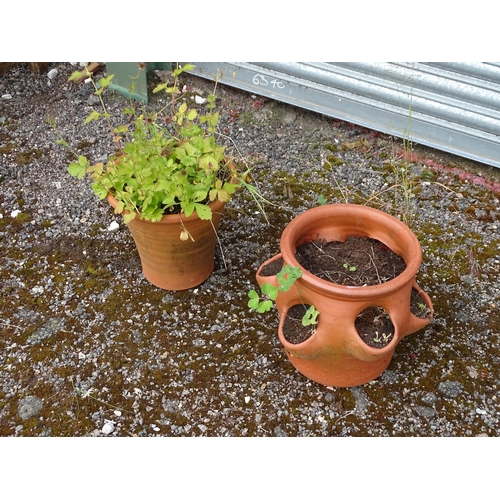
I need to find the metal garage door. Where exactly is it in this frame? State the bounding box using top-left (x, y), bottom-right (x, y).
top-left (184, 62), bottom-right (500, 169)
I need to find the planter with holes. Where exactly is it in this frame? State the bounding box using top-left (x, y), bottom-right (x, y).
top-left (256, 204), bottom-right (433, 387)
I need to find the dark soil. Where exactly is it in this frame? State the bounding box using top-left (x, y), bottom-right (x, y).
top-left (410, 287), bottom-right (432, 319)
top-left (295, 236), bottom-right (407, 286)
top-left (355, 306), bottom-right (394, 348)
top-left (259, 258), bottom-right (284, 277)
top-left (283, 304), bottom-right (316, 344)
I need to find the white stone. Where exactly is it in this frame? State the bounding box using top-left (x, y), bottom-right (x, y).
top-left (101, 422), bottom-right (115, 435)
top-left (244, 396), bottom-right (251, 404)
top-left (194, 95), bottom-right (207, 104)
top-left (2, 94), bottom-right (12, 100)
top-left (107, 221), bottom-right (119, 232)
top-left (78, 352), bottom-right (86, 360)
top-left (113, 410), bottom-right (122, 417)
top-left (11, 209), bottom-right (21, 218)
top-left (31, 286), bottom-right (44, 294)
top-left (47, 69), bottom-right (58, 80)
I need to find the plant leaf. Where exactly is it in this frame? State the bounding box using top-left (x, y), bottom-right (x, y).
top-left (261, 282), bottom-right (279, 301)
top-left (91, 182), bottom-right (108, 200)
top-left (98, 74), bottom-right (114, 88)
top-left (84, 110), bottom-right (101, 124)
top-left (257, 300), bottom-right (274, 313)
top-left (68, 160), bottom-right (86, 179)
top-left (194, 203), bottom-right (212, 220)
top-left (123, 211), bottom-right (136, 224)
top-left (247, 290), bottom-right (260, 310)
top-left (302, 306), bottom-right (320, 326)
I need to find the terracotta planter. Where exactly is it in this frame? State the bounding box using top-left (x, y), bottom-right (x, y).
top-left (107, 193), bottom-right (225, 290)
top-left (256, 204), bottom-right (434, 387)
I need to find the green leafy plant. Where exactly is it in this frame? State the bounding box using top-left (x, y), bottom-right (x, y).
top-left (248, 264), bottom-right (319, 327)
top-left (51, 63), bottom-right (265, 228)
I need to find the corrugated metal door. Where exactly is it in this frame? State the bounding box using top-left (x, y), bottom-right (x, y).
top-left (184, 62), bottom-right (500, 169)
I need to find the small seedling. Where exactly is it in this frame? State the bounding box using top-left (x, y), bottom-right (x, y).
top-left (248, 264), bottom-right (319, 326)
top-left (302, 306), bottom-right (320, 326)
top-left (317, 194), bottom-right (327, 206)
top-left (343, 262), bottom-right (357, 272)
top-left (373, 331), bottom-right (392, 344)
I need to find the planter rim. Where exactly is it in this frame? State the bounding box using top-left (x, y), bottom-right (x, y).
top-left (280, 203), bottom-right (423, 300)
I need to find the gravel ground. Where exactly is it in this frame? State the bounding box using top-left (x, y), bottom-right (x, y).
top-left (1, 62), bottom-right (499, 437)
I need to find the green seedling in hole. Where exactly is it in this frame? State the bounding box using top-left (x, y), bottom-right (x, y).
top-left (248, 264), bottom-right (319, 327)
top-left (343, 262), bottom-right (357, 272)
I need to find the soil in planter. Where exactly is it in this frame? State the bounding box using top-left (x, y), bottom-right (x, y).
top-left (282, 304), bottom-right (316, 344)
top-left (259, 258), bottom-right (284, 277)
top-left (355, 289), bottom-right (432, 348)
top-left (295, 236), bottom-right (406, 286)
top-left (355, 306), bottom-right (394, 348)
top-left (410, 287), bottom-right (432, 319)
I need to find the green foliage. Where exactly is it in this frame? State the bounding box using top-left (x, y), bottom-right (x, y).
top-left (343, 262), bottom-right (357, 272)
top-left (302, 306), bottom-right (320, 326)
top-left (248, 264), bottom-right (319, 325)
top-left (53, 63), bottom-right (262, 228)
top-left (317, 194), bottom-right (327, 206)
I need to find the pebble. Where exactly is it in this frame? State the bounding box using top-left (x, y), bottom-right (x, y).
top-left (414, 405), bottom-right (436, 419)
top-left (18, 396), bottom-right (43, 420)
top-left (101, 421), bottom-right (115, 435)
top-left (2, 94), bottom-right (12, 100)
top-left (107, 221), bottom-right (119, 231)
top-left (47, 69), bottom-right (58, 80)
top-left (438, 380), bottom-right (464, 399)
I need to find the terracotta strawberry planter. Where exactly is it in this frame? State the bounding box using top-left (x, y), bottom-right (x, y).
top-left (107, 193), bottom-right (225, 290)
top-left (256, 204), bottom-right (434, 387)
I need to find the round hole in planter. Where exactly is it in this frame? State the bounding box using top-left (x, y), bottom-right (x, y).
top-left (294, 236), bottom-right (406, 286)
top-left (283, 304), bottom-right (317, 344)
top-left (355, 306), bottom-right (394, 348)
top-left (410, 287), bottom-right (432, 319)
top-left (259, 257), bottom-right (284, 277)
